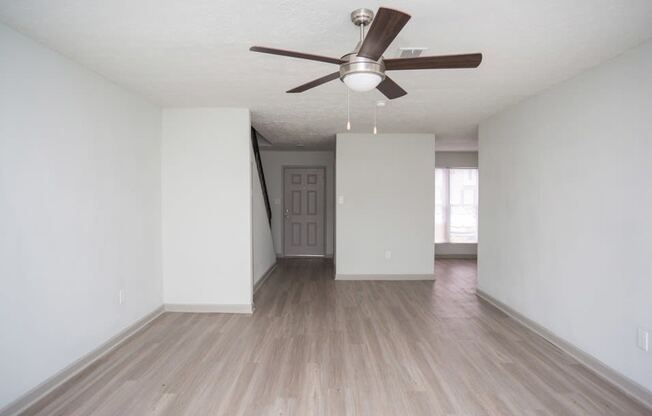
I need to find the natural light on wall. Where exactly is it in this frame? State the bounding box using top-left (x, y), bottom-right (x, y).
top-left (435, 168), bottom-right (478, 243)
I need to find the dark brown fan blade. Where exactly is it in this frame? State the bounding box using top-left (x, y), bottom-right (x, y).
top-left (250, 46), bottom-right (343, 65)
top-left (287, 72), bottom-right (340, 93)
top-left (357, 8), bottom-right (411, 61)
top-left (384, 53), bottom-right (483, 70)
top-left (376, 76), bottom-right (407, 99)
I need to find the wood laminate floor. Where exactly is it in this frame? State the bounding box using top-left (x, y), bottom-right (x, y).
top-left (23, 259), bottom-right (650, 415)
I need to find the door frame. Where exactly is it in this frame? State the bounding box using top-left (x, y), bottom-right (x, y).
top-left (281, 165), bottom-right (327, 257)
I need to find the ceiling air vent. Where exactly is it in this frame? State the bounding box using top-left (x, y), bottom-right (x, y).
top-left (398, 47), bottom-right (428, 58)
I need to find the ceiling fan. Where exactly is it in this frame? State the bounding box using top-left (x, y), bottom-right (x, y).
top-left (250, 7), bottom-right (482, 99)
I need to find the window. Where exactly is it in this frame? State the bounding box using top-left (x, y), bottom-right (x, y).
top-left (435, 168), bottom-right (478, 243)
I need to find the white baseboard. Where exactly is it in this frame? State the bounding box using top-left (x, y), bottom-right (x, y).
top-left (0, 306), bottom-right (165, 416)
top-left (254, 262), bottom-right (277, 294)
top-left (435, 254), bottom-right (477, 259)
top-left (277, 254), bottom-right (333, 259)
top-left (164, 303), bottom-right (253, 314)
top-left (335, 273), bottom-right (435, 281)
top-left (476, 289), bottom-right (652, 411)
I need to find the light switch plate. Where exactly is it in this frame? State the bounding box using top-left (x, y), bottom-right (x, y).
top-left (384, 250), bottom-right (392, 260)
top-left (337, 196), bottom-right (344, 205)
top-left (638, 328), bottom-right (649, 352)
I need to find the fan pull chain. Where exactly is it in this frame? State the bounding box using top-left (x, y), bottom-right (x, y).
top-left (346, 88), bottom-right (351, 131)
top-left (373, 103), bottom-right (378, 135)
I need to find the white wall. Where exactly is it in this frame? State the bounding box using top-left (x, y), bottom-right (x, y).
top-left (260, 150), bottom-right (335, 256)
top-left (252, 154), bottom-right (276, 285)
top-left (435, 151), bottom-right (479, 257)
top-left (0, 23), bottom-right (162, 409)
top-left (161, 108), bottom-right (253, 310)
top-left (435, 151), bottom-right (478, 169)
top-left (479, 40), bottom-right (652, 391)
top-left (336, 134), bottom-right (435, 277)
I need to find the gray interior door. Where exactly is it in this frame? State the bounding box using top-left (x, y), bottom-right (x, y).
top-left (283, 167), bottom-right (325, 256)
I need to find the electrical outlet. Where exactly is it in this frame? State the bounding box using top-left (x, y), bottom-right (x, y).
top-left (638, 328), bottom-right (649, 352)
top-left (384, 250), bottom-right (392, 260)
top-left (118, 289), bottom-right (125, 305)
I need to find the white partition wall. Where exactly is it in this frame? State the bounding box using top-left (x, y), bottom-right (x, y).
top-left (336, 133), bottom-right (436, 279)
top-left (161, 108), bottom-right (253, 312)
top-left (0, 23), bottom-right (163, 410)
top-left (479, 40), bottom-right (652, 396)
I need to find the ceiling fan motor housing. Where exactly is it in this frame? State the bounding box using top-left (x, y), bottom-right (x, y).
top-left (339, 53), bottom-right (386, 82)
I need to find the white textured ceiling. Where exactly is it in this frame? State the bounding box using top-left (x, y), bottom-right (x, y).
top-left (2, 1), bottom-right (652, 149)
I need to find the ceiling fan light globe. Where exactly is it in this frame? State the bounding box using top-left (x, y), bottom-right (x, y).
top-left (343, 73), bottom-right (382, 92)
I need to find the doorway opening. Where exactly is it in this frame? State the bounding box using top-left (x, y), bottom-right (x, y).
top-left (435, 166), bottom-right (479, 287)
top-left (282, 166), bottom-right (327, 257)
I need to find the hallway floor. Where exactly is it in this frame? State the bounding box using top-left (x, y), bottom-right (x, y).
top-left (24, 259), bottom-right (649, 415)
